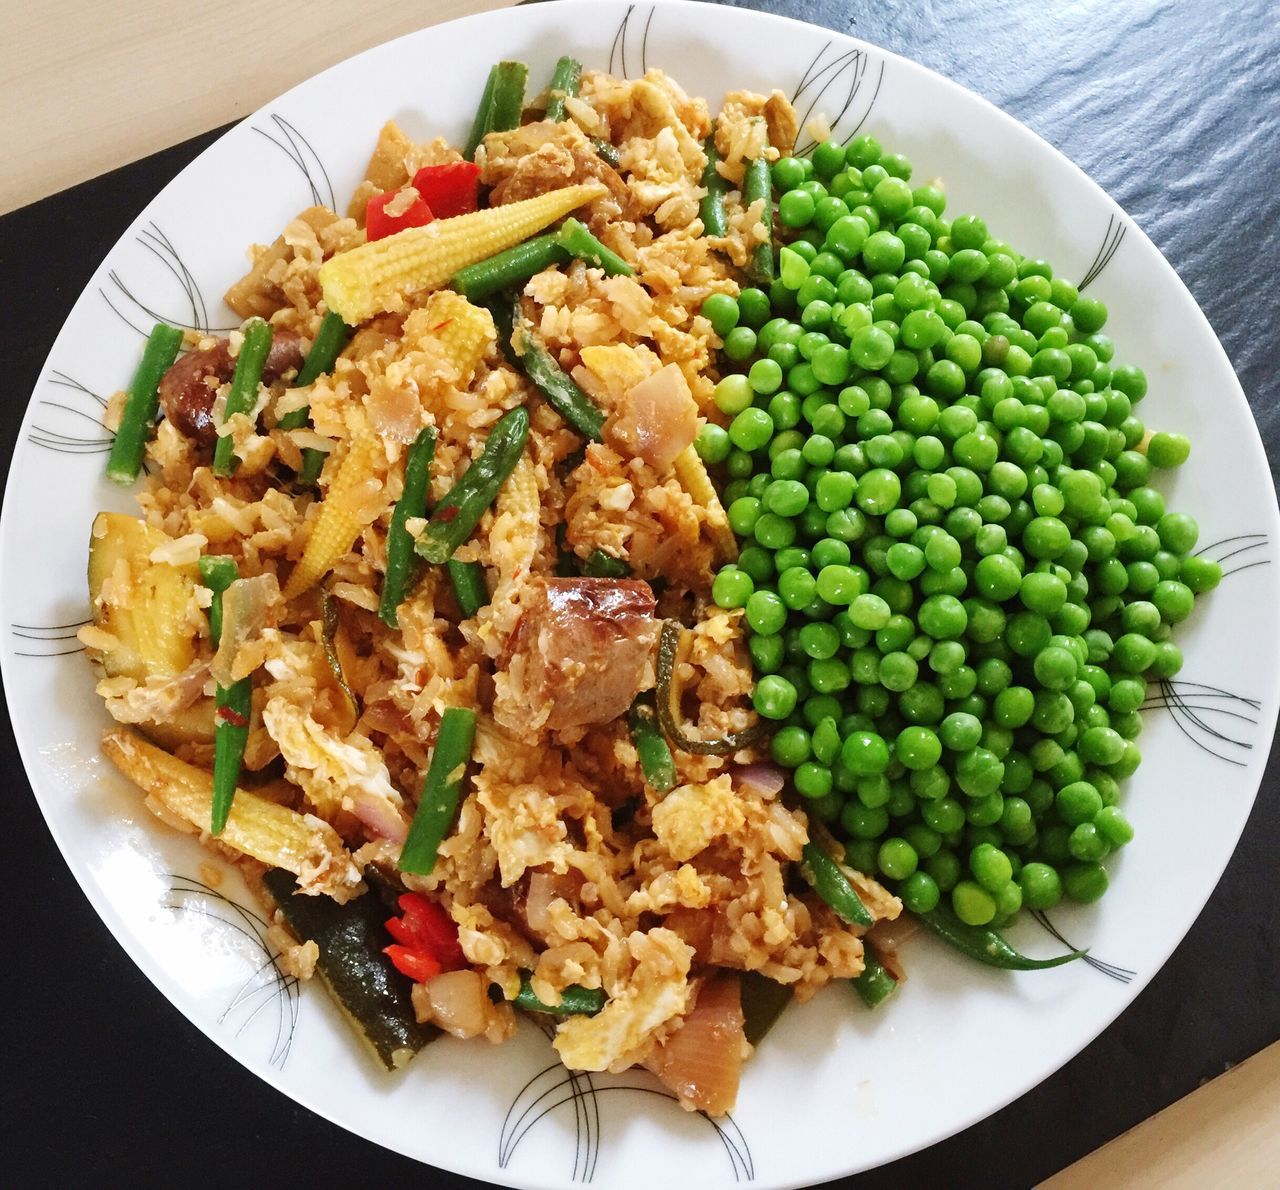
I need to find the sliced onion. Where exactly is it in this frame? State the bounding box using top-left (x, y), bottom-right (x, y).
top-left (210, 573), bottom-right (279, 688)
top-left (425, 969), bottom-right (490, 1039)
top-left (733, 763), bottom-right (785, 798)
top-left (524, 872), bottom-right (557, 934)
top-left (349, 791), bottom-right (409, 844)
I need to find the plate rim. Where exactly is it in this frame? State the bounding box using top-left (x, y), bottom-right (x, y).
top-left (3, 1), bottom-right (1278, 1185)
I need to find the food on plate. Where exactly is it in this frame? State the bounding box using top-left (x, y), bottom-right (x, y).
top-left (81, 50), bottom-right (1216, 1111)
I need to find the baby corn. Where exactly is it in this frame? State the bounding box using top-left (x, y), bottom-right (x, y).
top-left (319, 183), bottom-right (606, 324)
top-left (101, 728), bottom-right (362, 900)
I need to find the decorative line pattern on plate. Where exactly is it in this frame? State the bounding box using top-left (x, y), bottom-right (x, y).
top-left (791, 42), bottom-right (884, 157)
top-left (1194, 532), bottom-right (1271, 580)
top-left (1032, 911), bottom-right (1136, 984)
top-left (9, 615), bottom-right (89, 658)
top-left (164, 874), bottom-right (299, 1068)
top-left (1078, 213), bottom-right (1126, 290)
top-left (607, 4), bottom-right (654, 80)
top-left (100, 222), bottom-right (233, 338)
top-left (1141, 678), bottom-right (1260, 767)
top-left (252, 113), bottom-right (336, 210)
top-left (500, 1059), bottom-right (753, 1183)
top-left (28, 370), bottom-right (112, 456)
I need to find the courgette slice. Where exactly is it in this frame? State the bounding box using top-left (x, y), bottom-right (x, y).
top-left (740, 970), bottom-right (792, 1046)
top-left (262, 869), bottom-right (437, 1071)
top-left (87, 511), bottom-right (199, 679)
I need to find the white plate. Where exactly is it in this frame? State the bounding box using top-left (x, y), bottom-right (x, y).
top-left (3, 2), bottom-right (1277, 1185)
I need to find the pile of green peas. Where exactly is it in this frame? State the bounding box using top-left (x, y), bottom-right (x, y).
top-left (696, 133), bottom-right (1220, 930)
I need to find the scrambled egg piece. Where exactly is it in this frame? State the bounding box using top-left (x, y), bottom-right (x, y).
top-left (651, 774), bottom-right (746, 862)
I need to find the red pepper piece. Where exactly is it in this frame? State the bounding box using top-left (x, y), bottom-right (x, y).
top-left (411, 163), bottom-right (482, 219)
top-left (365, 188), bottom-right (435, 242)
top-left (383, 943), bottom-right (442, 984)
top-left (397, 892), bottom-right (466, 969)
top-left (384, 916), bottom-right (417, 946)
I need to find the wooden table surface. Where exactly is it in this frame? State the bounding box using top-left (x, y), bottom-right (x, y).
top-left (4, 1), bottom-right (1276, 1186)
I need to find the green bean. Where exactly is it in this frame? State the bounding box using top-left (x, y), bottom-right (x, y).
top-left (105, 322), bottom-right (184, 484)
top-left (398, 707), bottom-right (478, 875)
top-left (543, 55), bottom-right (581, 123)
top-left (743, 150), bottom-right (775, 284)
top-left (699, 132), bottom-right (728, 238)
top-left (627, 697), bottom-right (677, 794)
top-left (212, 318), bottom-right (274, 477)
top-left (278, 311), bottom-right (351, 485)
top-left (556, 217), bottom-right (634, 276)
top-left (491, 61), bottom-right (528, 134)
top-left (503, 294), bottom-right (606, 440)
top-left (378, 426), bottom-right (437, 628)
top-left (453, 234), bottom-right (570, 303)
top-left (591, 138), bottom-right (621, 169)
top-left (582, 549), bottom-right (631, 577)
top-left (513, 974), bottom-right (605, 1017)
top-left (852, 943), bottom-right (899, 1008)
top-left (198, 555), bottom-right (251, 835)
top-left (297, 448), bottom-right (327, 487)
top-left (916, 905), bottom-right (1085, 970)
top-left (463, 65), bottom-right (498, 160)
top-left (740, 971), bottom-right (792, 1045)
top-left (656, 620), bottom-right (769, 755)
top-left (414, 406), bottom-right (530, 565)
top-left (291, 311), bottom-right (351, 393)
top-left (447, 559), bottom-right (489, 617)
top-left (465, 61), bottom-right (528, 159)
top-left (800, 841), bottom-right (875, 927)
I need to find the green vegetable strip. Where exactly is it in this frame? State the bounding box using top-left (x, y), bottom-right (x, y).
top-left (699, 132), bottom-right (728, 238)
top-left (513, 974), bottom-right (605, 1017)
top-left (852, 943), bottom-right (899, 1009)
top-left (504, 294), bottom-right (605, 440)
top-left (278, 311), bottom-right (351, 486)
top-left (799, 841), bottom-right (875, 927)
top-left (627, 698), bottom-right (677, 794)
top-left (463, 65), bottom-right (500, 160)
top-left (490, 61), bottom-right (529, 134)
top-left (452, 234), bottom-right (570, 302)
top-left (543, 55), bottom-right (581, 123)
top-left (212, 318), bottom-right (274, 477)
top-left (414, 406), bottom-right (530, 565)
top-left (378, 426), bottom-right (437, 628)
top-left (916, 905), bottom-right (1085, 971)
top-left (105, 322), bottom-right (184, 485)
top-left (447, 560), bottom-right (490, 618)
top-left (582, 549), bottom-right (631, 577)
top-left (321, 593), bottom-right (358, 718)
top-left (740, 971), bottom-right (792, 1046)
top-left (398, 707), bottom-right (478, 875)
top-left (297, 448), bottom-right (327, 488)
top-left (742, 151), bottom-right (775, 284)
top-left (198, 555), bottom-right (251, 836)
top-left (556, 218), bottom-right (634, 276)
top-left (655, 620), bottom-right (769, 755)
top-left (280, 311), bottom-right (351, 418)
top-left (591, 138), bottom-right (621, 169)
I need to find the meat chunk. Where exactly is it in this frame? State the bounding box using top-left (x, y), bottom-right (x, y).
top-left (158, 341), bottom-right (231, 444)
top-left (480, 121), bottom-right (633, 223)
top-left (494, 577), bottom-right (658, 734)
top-left (157, 331), bottom-right (304, 445)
